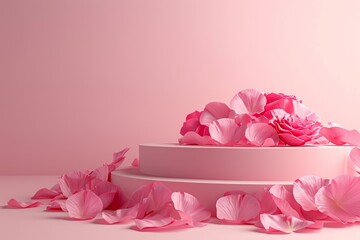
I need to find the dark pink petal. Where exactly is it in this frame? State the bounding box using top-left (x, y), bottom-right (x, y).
top-left (178, 131), bottom-right (217, 145)
top-left (106, 186), bottom-right (128, 210)
top-left (66, 190), bottom-right (103, 220)
top-left (59, 171), bottom-right (90, 197)
top-left (91, 181), bottom-right (118, 209)
top-left (269, 185), bottom-right (302, 218)
top-left (349, 147), bottom-right (360, 174)
top-left (319, 127), bottom-right (360, 146)
top-left (230, 89), bottom-right (266, 115)
top-left (245, 123), bottom-right (279, 146)
top-left (293, 175), bottom-right (329, 211)
top-left (209, 118), bottom-right (245, 145)
top-left (260, 214), bottom-right (314, 233)
top-left (315, 175), bottom-right (360, 223)
top-left (216, 193), bottom-right (261, 223)
top-left (278, 133), bottom-right (305, 146)
top-left (46, 200), bottom-right (67, 211)
top-left (180, 118), bottom-right (200, 136)
top-left (132, 158), bottom-right (139, 167)
top-left (32, 188), bottom-right (61, 200)
top-left (171, 192), bottom-right (211, 226)
top-left (7, 199), bottom-right (42, 209)
top-left (200, 102), bottom-right (232, 126)
top-left (102, 205), bottom-right (139, 224)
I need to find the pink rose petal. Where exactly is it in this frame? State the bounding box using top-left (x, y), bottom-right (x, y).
top-left (209, 118), bottom-right (245, 145)
top-left (216, 193), bottom-right (261, 223)
top-left (230, 89), bottom-right (266, 115)
top-left (293, 175), bottom-right (329, 211)
top-left (108, 147), bottom-right (130, 172)
top-left (66, 190), bottom-right (103, 220)
top-left (349, 147), bottom-right (360, 174)
top-left (59, 171), bottom-right (90, 197)
top-left (171, 192), bottom-right (211, 226)
top-left (319, 127), bottom-right (360, 146)
top-left (200, 102), bottom-right (232, 126)
top-left (102, 205), bottom-right (139, 224)
top-left (278, 133), bottom-right (305, 146)
top-left (32, 187), bottom-right (61, 200)
top-left (269, 185), bottom-right (302, 218)
top-left (135, 215), bottom-right (175, 230)
top-left (132, 158), bottom-right (139, 167)
top-left (315, 175), bottom-right (360, 223)
top-left (7, 199), bottom-right (42, 209)
top-left (254, 188), bottom-right (278, 214)
top-left (90, 165), bottom-right (109, 182)
top-left (260, 214), bottom-right (314, 233)
top-left (46, 200), bottom-right (67, 211)
top-left (245, 123), bottom-right (279, 146)
top-left (178, 132), bottom-right (217, 145)
top-left (91, 181), bottom-right (118, 209)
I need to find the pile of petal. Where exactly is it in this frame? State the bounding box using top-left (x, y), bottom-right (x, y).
top-left (180, 89), bottom-right (360, 146)
top-left (7, 148), bottom-right (210, 231)
top-left (215, 171), bottom-right (360, 233)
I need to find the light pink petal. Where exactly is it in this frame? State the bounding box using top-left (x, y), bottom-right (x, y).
top-left (260, 214), bottom-right (314, 233)
top-left (171, 192), bottom-right (211, 226)
top-left (349, 147), bottom-right (360, 174)
top-left (292, 101), bottom-right (320, 121)
top-left (46, 200), bottom-right (67, 211)
top-left (132, 158), bottom-right (139, 167)
top-left (209, 118), bottom-right (245, 145)
top-left (269, 185), bottom-right (302, 218)
top-left (102, 205), bottom-right (139, 224)
top-left (254, 188), bottom-right (278, 214)
top-left (178, 132), bottom-right (217, 145)
top-left (230, 89), bottom-right (266, 115)
top-left (200, 102), bottom-right (232, 126)
top-left (59, 171), bottom-right (90, 197)
top-left (91, 181), bottom-right (118, 209)
top-left (32, 187), bottom-right (61, 199)
top-left (245, 123), bottom-right (279, 146)
top-left (66, 190), bottom-right (103, 220)
top-left (320, 127), bottom-right (360, 146)
top-left (216, 193), bottom-right (261, 223)
top-left (278, 133), bottom-right (305, 146)
top-left (135, 215), bottom-right (175, 230)
top-left (108, 147), bottom-right (130, 172)
top-left (315, 175), bottom-right (360, 223)
top-left (293, 175), bottom-right (329, 211)
top-left (90, 165), bottom-right (109, 182)
top-left (7, 199), bottom-right (42, 209)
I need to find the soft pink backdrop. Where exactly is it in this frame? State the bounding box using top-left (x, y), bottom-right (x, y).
top-left (1, 0), bottom-right (360, 175)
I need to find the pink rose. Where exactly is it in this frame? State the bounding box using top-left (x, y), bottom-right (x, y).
top-left (180, 111), bottom-right (209, 136)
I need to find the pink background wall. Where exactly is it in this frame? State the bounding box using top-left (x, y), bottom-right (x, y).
top-left (1, 0), bottom-right (360, 175)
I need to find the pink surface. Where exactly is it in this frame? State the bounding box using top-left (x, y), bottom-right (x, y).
top-left (1, 0), bottom-right (360, 175)
top-left (3, 176), bottom-right (360, 240)
top-left (139, 144), bottom-right (352, 181)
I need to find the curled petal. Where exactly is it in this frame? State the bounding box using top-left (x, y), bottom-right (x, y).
top-left (349, 147), bottom-right (360, 174)
top-left (260, 214), bottom-right (314, 233)
top-left (59, 171), bottom-right (90, 197)
top-left (245, 123), bottom-right (279, 146)
top-left (200, 102), bottom-right (232, 126)
top-left (315, 175), bottom-right (360, 223)
top-left (269, 185), bottom-right (302, 218)
top-left (216, 193), bottom-right (261, 223)
top-left (254, 188), bottom-right (278, 214)
top-left (209, 118), bottom-right (245, 145)
top-left (7, 199), bottom-right (42, 209)
top-left (179, 132), bottom-right (217, 145)
top-left (293, 175), bottom-right (329, 211)
top-left (320, 127), bottom-right (360, 146)
top-left (32, 187), bottom-right (61, 200)
top-left (108, 147), bottom-right (130, 172)
top-left (46, 200), bottom-right (67, 211)
top-left (230, 89), bottom-right (266, 115)
top-left (135, 215), bottom-right (175, 230)
top-left (66, 190), bottom-right (103, 220)
top-left (102, 205), bottom-right (139, 224)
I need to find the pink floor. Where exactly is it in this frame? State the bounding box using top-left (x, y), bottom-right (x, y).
top-left (1, 176), bottom-right (360, 240)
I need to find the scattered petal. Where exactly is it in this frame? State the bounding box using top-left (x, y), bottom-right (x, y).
top-left (216, 193), bottom-right (261, 223)
top-left (315, 175), bottom-right (360, 223)
top-left (245, 123), bottom-right (279, 146)
top-left (102, 205), bottom-right (139, 224)
top-left (108, 147), bottom-right (130, 172)
top-left (132, 158), bottom-right (139, 167)
top-left (59, 171), bottom-right (90, 197)
top-left (254, 188), bottom-right (278, 214)
top-left (269, 185), bottom-right (302, 218)
top-left (46, 200), bottom-right (67, 211)
top-left (32, 187), bottom-right (61, 200)
top-left (178, 131), bottom-right (217, 145)
top-left (320, 127), bottom-right (360, 146)
top-left (7, 199), bottom-right (42, 209)
top-left (66, 190), bottom-right (103, 220)
top-left (260, 214), bottom-right (314, 233)
top-left (135, 215), bottom-right (175, 230)
top-left (230, 89), bottom-right (266, 115)
top-left (349, 147), bottom-right (360, 174)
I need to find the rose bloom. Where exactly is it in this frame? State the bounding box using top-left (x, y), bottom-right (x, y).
top-left (180, 111), bottom-right (209, 136)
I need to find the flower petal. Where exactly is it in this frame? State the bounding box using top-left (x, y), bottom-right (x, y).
top-left (245, 123), bottom-right (279, 146)
top-left (102, 205), bottom-right (139, 224)
top-left (349, 147), bottom-right (360, 174)
top-left (31, 187), bottom-right (61, 200)
top-left (7, 199), bottom-right (42, 209)
top-left (278, 133), bottom-right (305, 146)
top-left (171, 192), bottom-right (211, 226)
top-left (230, 89), bottom-right (266, 115)
top-left (216, 193), bottom-right (261, 223)
top-left (200, 102), bottom-right (232, 126)
top-left (319, 127), bottom-right (360, 146)
top-left (132, 158), bottom-right (139, 167)
top-left (260, 214), bottom-right (314, 233)
top-left (209, 118), bottom-right (245, 145)
top-left (135, 215), bottom-right (175, 230)
top-left (269, 185), bottom-right (302, 218)
top-left (66, 190), bottom-right (103, 220)
top-left (108, 147), bottom-right (130, 172)
top-left (178, 132), bottom-right (217, 145)
top-left (315, 175), bottom-right (360, 223)
top-left (59, 171), bottom-right (90, 197)
top-left (293, 175), bottom-right (329, 211)
top-left (254, 188), bottom-right (278, 214)
top-left (46, 200), bottom-right (67, 211)
top-left (91, 181), bottom-right (118, 209)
